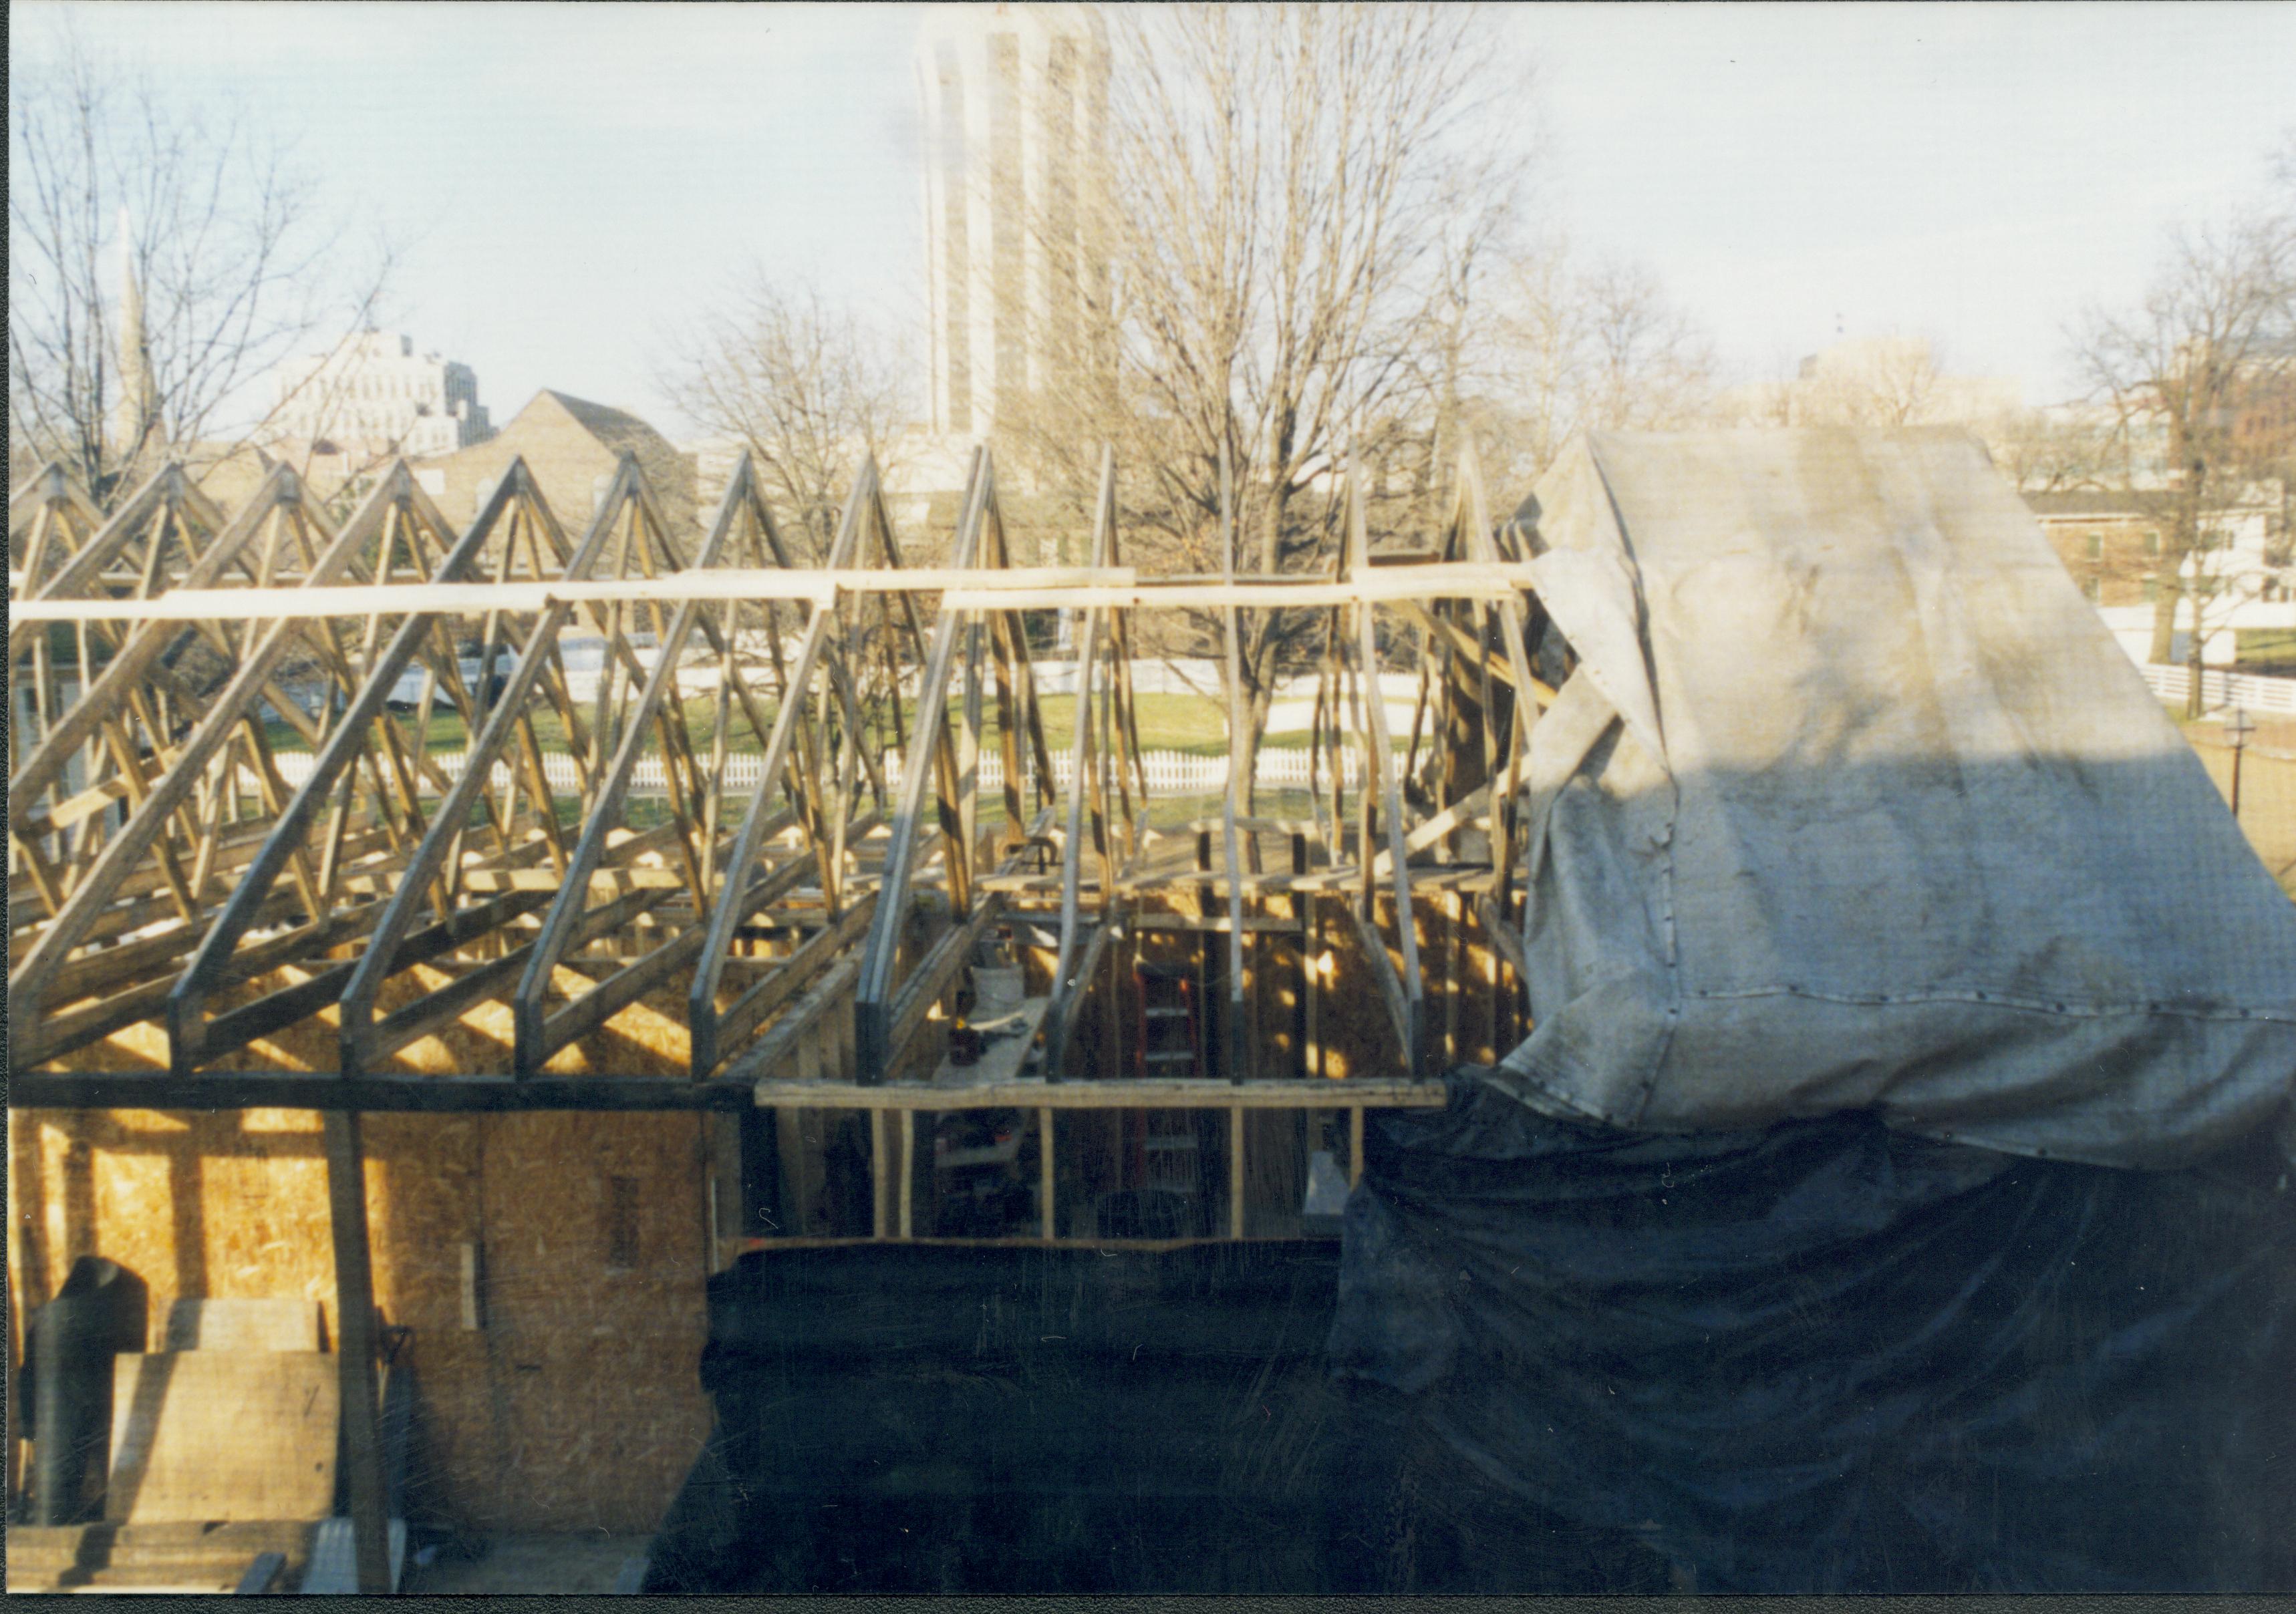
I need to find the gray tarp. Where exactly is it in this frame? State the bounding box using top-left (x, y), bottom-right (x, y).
top-left (1495, 428), bottom-right (2296, 1167)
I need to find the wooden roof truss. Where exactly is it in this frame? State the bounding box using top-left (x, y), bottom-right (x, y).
top-left (10, 444), bottom-right (1552, 1108)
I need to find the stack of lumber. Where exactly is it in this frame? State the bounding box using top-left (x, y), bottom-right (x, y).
top-left (7, 1299), bottom-right (387, 1594)
top-left (5, 1520), bottom-right (318, 1593)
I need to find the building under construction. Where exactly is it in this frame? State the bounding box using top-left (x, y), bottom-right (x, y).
top-left (9, 428), bottom-right (2294, 1593)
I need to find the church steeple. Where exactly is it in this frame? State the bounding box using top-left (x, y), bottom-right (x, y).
top-left (114, 206), bottom-right (158, 458)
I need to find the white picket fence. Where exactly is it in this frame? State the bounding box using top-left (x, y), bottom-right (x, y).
top-left (261, 744), bottom-right (1378, 799)
top-left (2141, 663), bottom-right (2296, 716)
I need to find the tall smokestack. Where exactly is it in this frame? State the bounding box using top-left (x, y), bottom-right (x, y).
top-left (114, 205), bottom-right (158, 459)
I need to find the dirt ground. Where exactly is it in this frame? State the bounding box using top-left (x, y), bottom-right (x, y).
top-left (2184, 717), bottom-right (2296, 894)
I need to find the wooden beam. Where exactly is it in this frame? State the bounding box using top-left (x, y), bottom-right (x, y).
top-left (165, 471), bottom-right (524, 1068)
top-left (720, 954), bottom-right (865, 1088)
top-left (1474, 892), bottom-right (1535, 996)
top-left (1043, 447), bottom-right (1117, 1083)
top-left (1129, 912), bottom-right (1302, 936)
top-left (855, 449), bottom-right (991, 1080)
top-left (8, 1072), bottom-right (758, 1111)
top-left (1345, 456), bottom-right (1427, 1078)
top-left (700, 886), bottom-right (882, 1076)
top-left (7, 562), bottom-right (1539, 623)
top-left (321, 1111), bottom-right (390, 1594)
top-left (1228, 1104), bottom-right (1246, 1239)
top-left (1215, 442), bottom-right (1251, 1086)
top-left (746, 1077), bottom-right (1449, 1111)
top-left (883, 893), bottom-right (1008, 1070)
top-left (1042, 915), bottom-right (1115, 1081)
top-left (1391, 598), bottom-right (1558, 707)
top-left (332, 462), bottom-right (641, 1077)
top-left (689, 461), bottom-right (884, 1072)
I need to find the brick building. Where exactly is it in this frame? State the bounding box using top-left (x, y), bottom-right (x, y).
top-left (2027, 492), bottom-right (2165, 607)
top-left (414, 389), bottom-right (698, 541)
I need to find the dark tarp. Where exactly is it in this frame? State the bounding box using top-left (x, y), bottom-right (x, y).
top-left (1328, 1072), bottom-right (2296, 1593)
top-left (641, 1237), bottom-right (1676, 1593)
top-left (643, 1075), bottom-right (2293, 1592)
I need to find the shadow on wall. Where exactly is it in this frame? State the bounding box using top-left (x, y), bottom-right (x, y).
top-left (6, 1108), bottom-right (713, 1537)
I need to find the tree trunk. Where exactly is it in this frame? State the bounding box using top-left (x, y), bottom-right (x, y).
top-left (2186, 588), bottom-right (2208, 719)
top-left (2149, 571), bottom-right (2181, 666)
top-left (1232, 709), bottom-right (1260, 820)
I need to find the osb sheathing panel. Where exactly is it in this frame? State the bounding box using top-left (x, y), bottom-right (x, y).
top-left (7, 1106), bottom-right (712, 1535)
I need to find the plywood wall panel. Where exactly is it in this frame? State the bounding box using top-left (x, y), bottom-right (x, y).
top-left (7, 1105), bottom-right (712, 1536)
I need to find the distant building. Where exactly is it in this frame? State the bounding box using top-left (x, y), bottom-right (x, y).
top-left (2027, 484), bottom-right (2293, 666)
top-left (2026, 492), bottom-right (2166, 609)
top-left (267, 331), bottom-right (493, 462)
top-left (413, 389), bottom-right (697, 541)
top-left (114, 208), bottom-right (160, 463)
top-left (1728, 336), bottom-right (2021, 434)
top-left (916, 3), bottom-right (1109, 440)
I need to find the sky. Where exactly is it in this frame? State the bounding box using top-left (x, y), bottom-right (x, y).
top-left (12, 1), bottom-right (2295, 440)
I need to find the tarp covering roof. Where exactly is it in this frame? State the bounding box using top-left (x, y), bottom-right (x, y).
top-left (1495, 427), bottom-right (2296, 1168)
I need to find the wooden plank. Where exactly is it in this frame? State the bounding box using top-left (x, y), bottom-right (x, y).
top-left (1228, 1104), bottom-right (1246, 1240)
top-left (1391, 598), bottom-right (1559, 708)
top-left (1345, 903), bottom-right (1415, 1062)
top-left (1043, 447), bottom-right (1116, 1086)
top-left (160, 1299), bottom-right (321, 1353)
top-left (105, 1352), bottom-right (338, 1523)
top-left (702, 888), bottom-right (882, 1074)
top-left (1459, 446), bottom-right (1544, 920)
top-left (511, 467), bottom-right (760, 1070)
top-left (883, 893), bottom-right (1008, 1069)
top-left (531, 923), bottom-right (706, 1068)
top-left (897, 1110), bottom-right (915, 1240)
top-left (1369, 784), bottom-right (1492, 878)
top-left (1215, 442), bottom-right (1251, 1087)
top-left (1039, 1106), bottom-right (1056, 1241)
top-left (10, 476), bottom-right (391, 1050)
top-left (1475, 893), bottom-right (1534, 998)
top-left (6, 1071), bottom-right (761, 1111)
top-left (8, 562), bottom-right (1537, 623)
top-left (1129, 912), bottom-right (1304, 935)
top-left (722, 955), bottom-right (863, 1087)
top-left (236, 1551), bottom-right (287, 1595)
top-left (927, 996), bottom-right (1051, 1088)
top-left (748, 1077), bottom-right (1449, 1111)
top-left (329, 464), bottom-right (640, 1082)
top-left (297, 1518), bottom-right (405, 1595)
top-left (1041, 917), bottom-right (1114, 1080)
top-left (1346, 458), bottom-right (1427, 1078)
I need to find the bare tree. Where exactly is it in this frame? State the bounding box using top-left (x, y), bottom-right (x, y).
top-left (1989, 404), bottom-right (2128, 498)
top-left (7, 25), bottom-right (393, 506)
top-left (2075, 184), bottom-right (2296, 700)
top-left (997, 3), bottom-right (1529, 806)
top-left (658, 273), bottom-right (910, 563)
top-left (1454, 236), bottom-right (1719, 493)
top-left (1810, 337), bottom-right (1949, 426)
